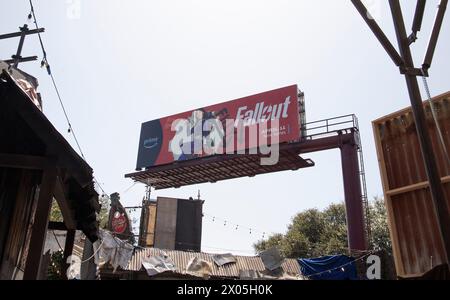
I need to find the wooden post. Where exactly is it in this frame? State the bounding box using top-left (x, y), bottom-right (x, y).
top-left (61, 229), bottom-right (75, 280)
top-left (23, 167), bottom-right (56, 280)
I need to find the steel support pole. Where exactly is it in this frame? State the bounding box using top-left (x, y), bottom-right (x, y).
top-left (340, 134), bottom-right (367, 251)
top-left (389, 0), bottom-right (450, 266)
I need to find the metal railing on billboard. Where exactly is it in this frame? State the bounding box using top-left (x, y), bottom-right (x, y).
top-left (302, 114), bottom-right (359, 140)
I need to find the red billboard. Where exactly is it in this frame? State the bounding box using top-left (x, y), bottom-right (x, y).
top-left (136, 85), bottom-right (301, 169)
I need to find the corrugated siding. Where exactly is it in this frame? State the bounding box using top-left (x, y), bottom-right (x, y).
top-left (126, 248), bottom-right (302, 278)
top-left (373, 91), bottom-right (450, 276)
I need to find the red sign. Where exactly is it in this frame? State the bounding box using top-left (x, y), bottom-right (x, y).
top-left (136, 85), bottom-right (301, 169)
top-left (111, 212), bottom-right (127, 234)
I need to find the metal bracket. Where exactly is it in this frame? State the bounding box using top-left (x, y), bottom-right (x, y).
top-left (399, 66), bottom-right (428, 77)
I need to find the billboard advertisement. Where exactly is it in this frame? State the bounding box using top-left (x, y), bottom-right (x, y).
top-left (136, 85), bottom-right (301, 169)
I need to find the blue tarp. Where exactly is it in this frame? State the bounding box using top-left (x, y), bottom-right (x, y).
top-left (298, 255), bottom-right (358, 280)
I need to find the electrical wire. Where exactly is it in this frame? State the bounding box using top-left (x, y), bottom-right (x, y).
top-left (28, 0), bottom-right (109, 199)
top-left (28, 0), bottom-right (47, 62)
top-left (80, 238), bottom-right (105, 264)
top-left (422, 76), bottom-right (450, 169)
top-left (122, 182), bottom-right (138, 194)
top-left (52, 230), bottom-right (64, 252)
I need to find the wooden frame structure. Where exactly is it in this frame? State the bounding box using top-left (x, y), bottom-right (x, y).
top-left (0, 69), bottom-right (99, 280)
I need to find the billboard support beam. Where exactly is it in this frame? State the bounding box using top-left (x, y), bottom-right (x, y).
top-left (340, 132), bottom-right (367, 251)
top-left (352, 0), bottom-right (450, 268)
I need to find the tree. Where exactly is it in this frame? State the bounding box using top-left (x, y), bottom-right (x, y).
top-left (97, 194), bottom-right (110, 229)
top-left (254, 197), bottom-right (392, 258)
top-left (49, 195), bottom-right (110, 228)
top-left (49, 199), bottom-right (64, 222)
top-left (368, 197), bottom-right (392, 253)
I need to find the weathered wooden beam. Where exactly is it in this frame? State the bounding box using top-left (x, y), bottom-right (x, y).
top-left (48, 221), bottom-right (67, 231)
top-left (53, 177), bottom-right (76, 230)
top-left (0, 153), bottom-right (49, 170)
top-left (23, 166), bottom-right (57, 280)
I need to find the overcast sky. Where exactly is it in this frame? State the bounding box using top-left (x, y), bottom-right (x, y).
top-left (2, 0), bottom-right (449, 255)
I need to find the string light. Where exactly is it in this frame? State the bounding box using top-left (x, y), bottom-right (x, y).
top-left (203, 213), bottom-right (274, 239)
top-left (27, 0), bottom-right (110, 200)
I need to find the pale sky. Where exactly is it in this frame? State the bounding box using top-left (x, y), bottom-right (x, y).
top-left (1, 1), bottom-right (449, 255)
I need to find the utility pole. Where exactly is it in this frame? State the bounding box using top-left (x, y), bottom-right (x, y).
top-left (0, 24), bottom-right (44, 67)
top-left (352, 0), bottom-right (450, 268)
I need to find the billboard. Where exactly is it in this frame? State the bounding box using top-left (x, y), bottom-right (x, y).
top-left (136, 85), bottom-right (301, 169)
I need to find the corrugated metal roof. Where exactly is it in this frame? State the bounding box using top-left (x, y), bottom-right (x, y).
top-left (373, 91), bottom-right (450, 277)
top-left (125, 248), bottom-right (302, 279)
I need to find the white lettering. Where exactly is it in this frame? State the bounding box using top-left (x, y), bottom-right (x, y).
top-left (235, 97), bottom-right (292, 128)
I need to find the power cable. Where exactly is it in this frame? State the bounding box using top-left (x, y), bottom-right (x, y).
top-left (52, 230), bottom-right (64, 252)
top-left (28, 0), bottom-right (109, 199)
top-left (422, 76), bottom-right (450, 169)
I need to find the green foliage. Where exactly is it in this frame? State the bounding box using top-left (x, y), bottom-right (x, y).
top-left (254, 197), bottom-right (392, 259)
top-left (48, 196), bottom-right (110, 228)
top-left (49, 200), bottom-right (63, 222)
top-left (47, 250), bottom-right (64, 280)
top-left (98, 194), bottom-right (110, 229)
top-left (368, 197), bottom-right (392, 253)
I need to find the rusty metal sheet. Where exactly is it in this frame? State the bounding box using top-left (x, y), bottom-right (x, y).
top-left (125, 248), bottom-right (302, 279)
top-left (373, 91), bottom-right (450, 276)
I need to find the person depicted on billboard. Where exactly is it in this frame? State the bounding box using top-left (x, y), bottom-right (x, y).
top-left (173, 107), bottom-right (229, 161)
